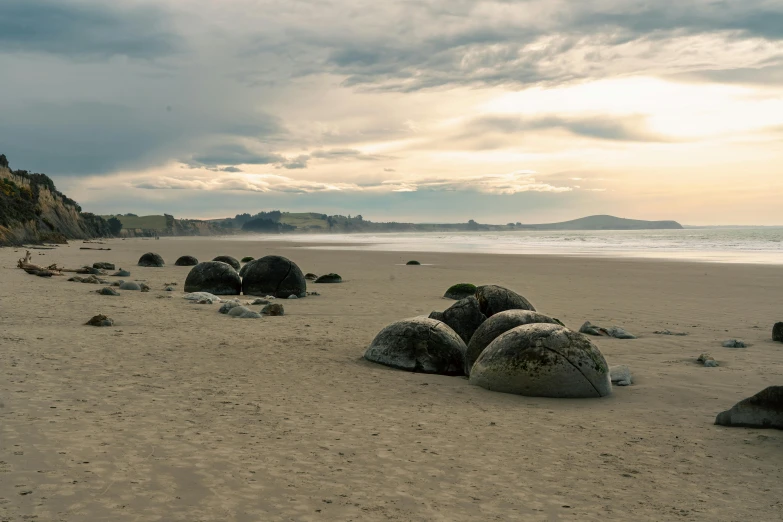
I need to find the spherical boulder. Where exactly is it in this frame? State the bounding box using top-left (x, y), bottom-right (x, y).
top-left (213, 255), bottom-right (241, 271)
top-left (241, 256), bottom-right (255, 263)
top-left (314, 273), bottom-right (342, 283)
top-left (242, 255), bottom-right (306, 298)
top-left (444, 283), bottom-right (476, 300)
top-left (469, 323), bottom-right (611, 398)
top-left (364, 317), bottom-right (467, 375)
top-left (138, 252), bottom-right (164, 267)
top-left (184, 261), bottom-right (241, 295)
top-left (465, 310), bottom-right (564, 376)
top-left (175, 255), bottom-right (199, 266)
top-left (239, 260), bottom-right (254, 278)
top-left (475, 284), bottom-right (535, 317)
top-left (119, 281), bottom-right (141, 291)
top-left (773, 322), bottom-right (783, 343)
top-left (406, 260), bottom-right (421, 265)
top-left (428, 296), bottom-right (486, 346)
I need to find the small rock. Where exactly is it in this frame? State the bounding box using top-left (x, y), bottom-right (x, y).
top-left (773, 322), bottom-right (783, 343)
top-left (580, 321), bottom-right (636, 339)
top-left (183, 292), bottom-right (221, 303)
top-left (86, 314), bottom-right (114, 327)
top-left (704, 359), bottom-right (720, 367)
top-left (251, 298), bottom-right (270, 305)
top-left (112, 281), bottom-right (122, 287)
top-left (314, 273), bottom-right (342, 283)
top-left (239, 311), bottom-right (262, 319)
top-left (698, 353), bottom-right (719, 367)
top-left (165, 286), bottom-right (175, 292)
top-left (609, 365), bottom-right (633, 386)
top-left (113, 269), bottom-right (131, 277)
top-left (653, 329), bottom-right (688, 336)
top-left (119, 281), bottom-right (141, 291)
top-left (722, 339), bottom-right (746, 348)
top-left (140, 283), bottom-right (150, 292)
top-left (219, 301), bottom-right (243, 314)
top-left (68, 276), bottom-right (84, 282)
top-left (97, 287), bottom-right (120, 296)
top-left (288, 294), bottom-right (298, 299)
top-left (406, 260), bottom-right (421, 265)
top-left (304, 273), bottom-right (318, 281)
top-left (307, 291), bottom-right (320, 296)
top-left (93, 262), bottom-right (115, 270)
top-left (227, 306), bottom-right (251, 317)
top-left (261, 303), bottom-right (285, 316)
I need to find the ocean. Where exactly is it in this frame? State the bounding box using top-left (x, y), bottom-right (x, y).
top-left (191, 227), bottom-right (783, 265)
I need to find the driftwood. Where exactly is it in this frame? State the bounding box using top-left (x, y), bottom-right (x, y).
top-left (16, 250), bottom-right (79, 276)
top-left (80, 247), bottom-right (111, 251)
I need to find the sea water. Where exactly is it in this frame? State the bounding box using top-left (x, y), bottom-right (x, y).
top-left (185, 228), bottom-right (783, 265)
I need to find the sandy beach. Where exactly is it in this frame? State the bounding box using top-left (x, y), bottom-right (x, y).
top-left (1, 237), bottom-right (782, 521)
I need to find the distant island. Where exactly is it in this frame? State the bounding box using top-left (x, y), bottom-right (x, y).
top-left (515, 215), bottom-right (684, 230)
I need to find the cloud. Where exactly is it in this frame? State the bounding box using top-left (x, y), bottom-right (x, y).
top-left (188, 144), bottom-right (285, 168)
top-left (129, 168), bottom-right (571, 195)
top-left (0, 0), bottom-right (179, 59)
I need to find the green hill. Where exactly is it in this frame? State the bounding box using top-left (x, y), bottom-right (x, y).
top-left (517, 215), bottom-right (683, 230)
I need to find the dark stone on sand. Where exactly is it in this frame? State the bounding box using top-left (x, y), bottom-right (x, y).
top-left (239, 310), bottom-right (262, 319)
top-left (175, 255), bottom-right (199, 266)
top-left (579, 321), bottom-right (636, 339)
top-left (773, 322), bottom-right (783, 343)
top-left (241, 256), bottom-right (255, 263)
top-left (239, 261), bottom-right (253, 278)
top-left (364, 317), bottom-right (466, 376)
top-left (305, 273), bottom-right (318, 281)
top-left (715, 386), bottom-right (783, 430)
top-left (475, 285), bottom-right (536, 317)
top-left (469, 323), bottom-right (611, 398)
top-left (314, 273), bottom-right (342, 283)
top-left (219, 301), bottom-right (243, 314)
top-left (242, 255), bottom-right (306, 298)
top-left (93, 262), bottom-right (115, 270)
top-left (119, 281), bottom-right (141, 291)
top-left (428, 296), bottom-right (486, 346)
top-left (261, 303), bottom-right (285, 316)
top-left (465, 310), bottom-right (564, 376)
top-left (444, 283), bottom-right (477, 300)
top-left (227, 306), bottom-right (251, 317)
top-left (406, 260), bottom-right (421, 265)
top-left (138, 252), bottom-right (164, 267)
top-left (113, 269), bottom-right (131, 277)
top-left (213, 255), bottom-right (241, 270)
top-left (184, 261), bottom-right (242, 295)
top-left (97, 287), bottom-right (120, 296)
top-left (86, 314), bottom-right (114, 327)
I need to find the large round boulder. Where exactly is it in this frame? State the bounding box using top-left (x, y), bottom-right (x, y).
top-left (239, 260), bottom-right (254, 278)
top-left (469, 323), bottom-right (611, 398)
top-left (773, 322), bottom-right (783, 343)
top-left (428, 296), bottom-right (486, 346)
top-left (175, 255), bottom-right (199, 266)
top-left (715, 386), bottom-right (783, 429)
top-left (475, 285), bottom-right (535, 317)
top-left (184, 261), bottom-right (241, 295)
top-left (465, 310), bottom-right (564, 376)
top-left (138, 252), bottom-right (164, 267)
top-left (213, 255), bottom-right (241, 271)
top-left (364, 317), bottom-right (466, 375)
top-left (242, 255), bottom-right (306, 298)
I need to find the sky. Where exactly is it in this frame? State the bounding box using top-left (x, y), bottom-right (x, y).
top-left (1, 0), bottom-right (782, 225)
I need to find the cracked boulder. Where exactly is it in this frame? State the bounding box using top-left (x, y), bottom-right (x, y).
top-left (184, 261), bottom-right (242, 295)
top-left (138, 252), bottom-right (164, 267)
top-left (364, 317), bottom-right (466, 375)
top-left (213, 255), bottom-right (241, 271)
top-left (175, 255), bottom-right (199, 266)
top-left (465, 310), bottom-right (564, 376)
top-left (475, 285), bottom-right (535, 317)
top-left (242, 255), bottom-right (306, 298)
top-left (469, 323), bottom-right (611, 398)
top-left (715, 386), bottom-right (783, 430)
top-left (428, 296), bottom-right (486, 346)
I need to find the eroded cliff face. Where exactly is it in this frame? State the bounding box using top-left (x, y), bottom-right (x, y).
top-left (0, 165), bottom-right (110, 246)
top-left (117, 214), bottom-right (224, 238)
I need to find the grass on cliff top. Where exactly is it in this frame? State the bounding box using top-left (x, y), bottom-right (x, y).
top-left (102, 215), bottom-right (168, 230)
top-left (278, 212), bottom-right (327, 230)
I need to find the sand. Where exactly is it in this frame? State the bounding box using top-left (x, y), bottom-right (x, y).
top-left (1, 237), bottom-right (782, 521)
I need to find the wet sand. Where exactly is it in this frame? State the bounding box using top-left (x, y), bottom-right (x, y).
top-left (1, 237), bottom-right (782, 521)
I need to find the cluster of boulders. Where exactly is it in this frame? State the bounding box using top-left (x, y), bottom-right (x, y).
top-left (364, 284), bottom-right (614, 399)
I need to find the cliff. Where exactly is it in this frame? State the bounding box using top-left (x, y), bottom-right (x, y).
top-left (109, 213), bottom-right (227, 238)
top-left (0, 156), bottom-right (111, 246)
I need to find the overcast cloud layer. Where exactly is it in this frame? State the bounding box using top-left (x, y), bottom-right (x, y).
top-left (1, 0), bottom-right (782, 224)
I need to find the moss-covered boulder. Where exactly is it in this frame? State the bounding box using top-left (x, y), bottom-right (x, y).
top-left (314, 273), bottom-right (342, 283)
top-left (138, 252), bottom-right (164, 267)
top-left (364, 317), bottom-right (466, 375)
top-left (184, 261), bottom-right (242, 295)
top-left (213, 255), bottom-right (240, 271)
top-left (469, 323), bottom-right (611, 398)
top-left (241, 256), bottom-right (255, 263)
top-left (465, 310), bottom-right (564, 376)
top-left (175, 255), bottom-right (199, 266)
top-left (475, 284), bottom-right (535, 317)
top-left (444, 283), bottom-right (476, 300)
top-left (241, 255), bottom-right (306, 298)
